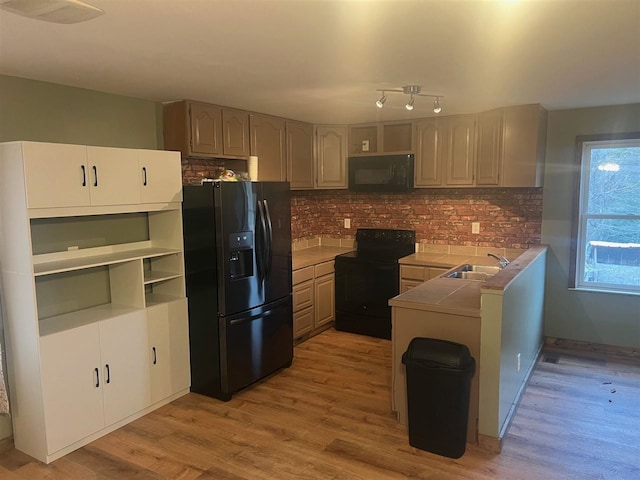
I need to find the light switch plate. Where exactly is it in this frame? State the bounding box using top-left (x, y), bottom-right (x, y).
top-left (472, 222), bottom-right (480, 234)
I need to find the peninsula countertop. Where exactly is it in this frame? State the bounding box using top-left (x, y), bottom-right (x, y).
top-left (390, 245), bottom-right (548, 317)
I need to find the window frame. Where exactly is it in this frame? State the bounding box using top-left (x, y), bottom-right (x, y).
top-left (570, 132), bottom-right (640, 295)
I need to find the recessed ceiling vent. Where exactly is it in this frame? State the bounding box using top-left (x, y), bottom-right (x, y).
top-left (0, 0), bottom-right (104, 24)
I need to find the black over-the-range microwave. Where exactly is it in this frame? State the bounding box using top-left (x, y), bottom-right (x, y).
top-left (348, 154), bottom-right (414, 192)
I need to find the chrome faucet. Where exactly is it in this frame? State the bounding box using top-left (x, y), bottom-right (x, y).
top-left (488, 253), bottom-right (510, 269)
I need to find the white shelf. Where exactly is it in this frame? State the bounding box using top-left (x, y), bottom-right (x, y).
top-left (144, 270), bottom-right (182, 284)
top-left (145, 293), bottom-right (184, 308)
top-left (33, 247), bottom-right (181, 276)
top-left (38, 303), bottom-right (141, 337)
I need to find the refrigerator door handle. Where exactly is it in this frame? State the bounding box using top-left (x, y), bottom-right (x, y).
top-left (256, 199), bottom-right (268, 282)
top-left (263, 199), bottom-right (273, 279)
top-left (228, 307), bottom-right (274, 326)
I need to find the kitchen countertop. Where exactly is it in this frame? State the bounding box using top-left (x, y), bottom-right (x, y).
top-left (390, 245), bottom-right (548, 317)
top-left (292, 245), bottom-right (354, 270)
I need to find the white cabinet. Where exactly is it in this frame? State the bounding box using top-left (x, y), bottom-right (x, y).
top-left (40, 322), bottom-right (104, 454)
top-left (40, 311), bottom-right (150, 454)
top-left (139, 149), bottom-right (183, 204)
top-left (23, 142), bottom-right (91, 208)
top-left (21, 142), bottom-right (181, 210)
top-left (86, 146), bottom-right (141, 205)
top-left (0, 141), bottom-right (190, 464)
top-left (147, 298), bottom-right (190, 403)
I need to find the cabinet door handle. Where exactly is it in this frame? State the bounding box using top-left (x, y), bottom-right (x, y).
top-left (152, 346), bottom-right (157, 365)
top-left (105, 364), bottom-right (110, 384)
top-left (93, 165), bottom-right (98, 187)
top-left (81, 165), bottom-right (86, 186)
top-left (95, 367), bottom-right (100, 388)
top-left (142, 166), bottom-right (148, 186)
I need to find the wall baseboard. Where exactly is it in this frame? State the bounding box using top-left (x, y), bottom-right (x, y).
top-left (545, 337), bottom-right (639, 364)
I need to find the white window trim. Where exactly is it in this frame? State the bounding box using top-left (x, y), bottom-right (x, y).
top-left (572, 135), bottom-right (640, 295)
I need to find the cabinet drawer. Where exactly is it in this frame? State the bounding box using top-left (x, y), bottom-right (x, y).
top-left (427, 267), bottom-right (449, 279)
top-left (293, 306), bottom-right (314, 337)
top-left (292, 266), bottom-right (314, 285)
top-left (292, 280), bottom-right (314, 312)
top-left (400, 279), bottom-right (424, 293)
top-left (314, 260), bottom-right (334, 278)
top-left (400, 265), bottom-right (427, 281)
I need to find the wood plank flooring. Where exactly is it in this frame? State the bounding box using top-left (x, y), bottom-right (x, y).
top-left (0, 329), bottom-right (638, 479)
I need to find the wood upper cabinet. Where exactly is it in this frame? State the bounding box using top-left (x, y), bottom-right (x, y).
top-left (501, 104), bottom-right (547, 187)
top-left (476, 109), bottom-right (503, 186)
top-left (315, 125), bottom-right (348, 189)
top-left (250, 113), bottom-right (286, 181)
top-left (476, 104), bottom-right (548, 187)
top-left (349, 121), bottom-right (413, 156)
top-left (222, 108), bottom-right (250, 157)
top-left (442, 114), bottom-right (476, 186)
top-left (163, 100), bottom-right (249, 158)
top-left (414, 115), bottom-right (476, 187)
top-left (414, 118), bottom-right (441, 187)
top-left (286, 120), bottom-right (314, 189)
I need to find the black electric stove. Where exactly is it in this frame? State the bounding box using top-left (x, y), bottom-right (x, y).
top-left (334, 228), bottom-right (415, 339)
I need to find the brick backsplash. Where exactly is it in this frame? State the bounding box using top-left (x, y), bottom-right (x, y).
top-left (291, 188), bottom-right (542, 249)
top-left (179, 158), bottom-right (542, 250)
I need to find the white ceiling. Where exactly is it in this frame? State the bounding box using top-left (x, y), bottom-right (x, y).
top-left (1, 0), bottom-right (639, 125)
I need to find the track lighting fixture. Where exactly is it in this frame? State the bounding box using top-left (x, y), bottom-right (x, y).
top-left (405, 96), bottom-right (415, 111)
top-left (433, 98), bottom-right (441, 114)
top-left (374, 85), bottom-right (443, 113)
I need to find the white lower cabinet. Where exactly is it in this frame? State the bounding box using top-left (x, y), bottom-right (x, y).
top-left (147, 298), bottom-right (190, 403)
top-left (40, 310), bottom-right (150, 455)
top-left (40, 322), bottom-right (105, 455)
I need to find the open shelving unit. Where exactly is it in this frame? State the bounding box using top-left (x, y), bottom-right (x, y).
top-left (0, 141), bottom-right (190, 464)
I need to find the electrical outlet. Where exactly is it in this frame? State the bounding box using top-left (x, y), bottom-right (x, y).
top-left (362, 140), bottom-right (369, 152)
top-left (472, 222), bottom-right (480, 234)
top-left (344, 218), bottom-right (351, 229)
top-left (517, 353), bottom-right (521, 372)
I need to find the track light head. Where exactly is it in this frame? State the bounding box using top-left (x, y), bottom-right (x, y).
top-left (405, 96), bottom-right (415, 111)
top-left (376, 93), bottom-right (387, 108)
top-left (433, 98), bottom-right (441, 114)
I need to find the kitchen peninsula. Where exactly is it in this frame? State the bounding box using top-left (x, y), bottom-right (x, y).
top-left (389, 245), bottom-right (548, 451)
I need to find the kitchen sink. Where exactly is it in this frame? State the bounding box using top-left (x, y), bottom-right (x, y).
top-left (442, 264), bottom-right (501, 281)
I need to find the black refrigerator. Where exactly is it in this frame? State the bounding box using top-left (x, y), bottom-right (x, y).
top-left (182, 181), bottom-right (293, 401)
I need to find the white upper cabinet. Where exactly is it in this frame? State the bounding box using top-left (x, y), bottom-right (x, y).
top-left (23, 142), bottom-right (91, 209)
top-left (138, 149), bottom-right (183, 203)
top-left (87, 146), bottom-right (141, 206)
top-left (21, 142), bottom-right (181, 210)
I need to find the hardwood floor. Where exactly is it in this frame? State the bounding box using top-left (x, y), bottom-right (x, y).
top-left (1, 329), bottom-right (638, 479)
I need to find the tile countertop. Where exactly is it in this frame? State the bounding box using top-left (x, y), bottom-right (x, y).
top-left (292, 245), bottom-right (354, 270)
top-left (390, 245), bottom-right (548, 317)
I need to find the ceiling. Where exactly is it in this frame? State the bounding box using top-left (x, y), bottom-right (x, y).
top-left (1, 0), bottom-right (639, 125)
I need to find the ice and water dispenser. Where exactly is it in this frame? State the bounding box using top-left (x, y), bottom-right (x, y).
top-left (229, 232), bottom-right (254, 280)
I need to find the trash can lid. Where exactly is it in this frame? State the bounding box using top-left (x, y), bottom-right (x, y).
top-left (401, 337), bottom-right (475, 371)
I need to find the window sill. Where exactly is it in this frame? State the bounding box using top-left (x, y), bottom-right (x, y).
top-left (569, 287), bottom-right (640, 297)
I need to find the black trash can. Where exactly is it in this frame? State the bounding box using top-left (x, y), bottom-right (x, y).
top-left (401, 337), bottom-right (476, 458)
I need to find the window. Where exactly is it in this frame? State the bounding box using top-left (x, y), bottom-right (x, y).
top-left (571, 133), bottom-right (640, 294)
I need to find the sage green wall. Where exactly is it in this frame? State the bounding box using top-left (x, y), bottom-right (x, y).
top-left (0, 75), bottom-right (163, 440)
top-left (541, 104), bottom-right (640, 349)
top-left (0, 75), bottom-right (163, 148)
